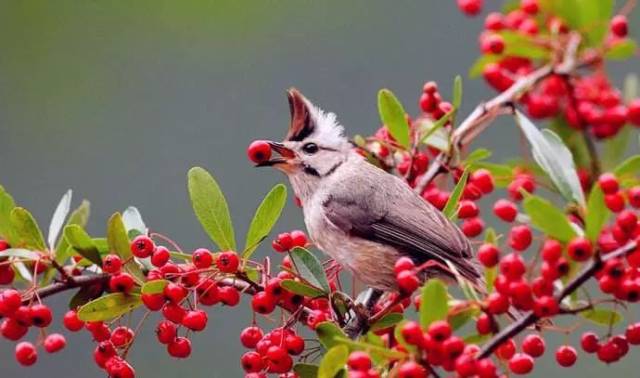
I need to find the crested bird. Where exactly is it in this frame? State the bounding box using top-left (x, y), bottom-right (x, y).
top-left (256, 88), bottom-right (481, 325)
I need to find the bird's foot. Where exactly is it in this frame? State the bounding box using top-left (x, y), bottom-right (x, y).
top-left (343, 288), bottom-right (383, 339)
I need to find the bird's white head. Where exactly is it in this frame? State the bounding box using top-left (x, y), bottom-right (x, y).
top-left (257, 88), bottom-right (354, 201)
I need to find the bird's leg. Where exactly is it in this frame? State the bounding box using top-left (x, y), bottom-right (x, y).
top-left (343, 288), bottom-right (383, 339)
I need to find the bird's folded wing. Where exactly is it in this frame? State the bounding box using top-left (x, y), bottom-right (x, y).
top-left (322, 193), bottom-right (479, 283)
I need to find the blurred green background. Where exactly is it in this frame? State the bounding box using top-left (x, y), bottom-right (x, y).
top-left (1, 1), bottom-right (639, 376)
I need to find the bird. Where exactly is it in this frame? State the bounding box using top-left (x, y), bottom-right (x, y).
top-left (256, 88), bottom-right (481, 297)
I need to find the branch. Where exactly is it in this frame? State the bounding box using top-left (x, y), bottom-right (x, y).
top-left (478, 241), bottom-right (637, 359)
top-left (414, 32), bottom-right (583, 194)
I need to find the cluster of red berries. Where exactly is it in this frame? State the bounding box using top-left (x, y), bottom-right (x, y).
top-left (271, 230), bottom-right (308, 253)
top-left (239, 326), bottom-right (305, 375)
top-left (578, 323), bottom-right (640, 365)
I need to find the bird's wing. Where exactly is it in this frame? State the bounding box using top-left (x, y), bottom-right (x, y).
top-left (321, 173), bottom-right (479, 283)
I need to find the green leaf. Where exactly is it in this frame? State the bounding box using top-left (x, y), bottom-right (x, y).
top-left (378, 89), bottom-right (410, 149)
top-left (585, 186), bottom-right (610, 242)
top-left (55, 200), bottom-right (91, 263)
top-left (63, 225), bottom-right (103, 266)
top-left (516, 111), bottom-right (585, 207)
top-left (0, 248), bottom-right (41, 260)
top-left (108, 213), bottom-right (144, 281)
top-left (69, 284), bottom-right (104, 310)
top-left (522, 195), bottom-right (577, 242)
top-left (243, 184), bottom-right (287, 259)
top-left (141, 279), bottom-right (169, 294)
top-left (333, 337), bottom-right (406, 360)
top-left (316, 321), bottom-right (347, 349)
top-left (539, 0), bottom-right (580, 29)
top-left (187, 167), bottom-right (236, 251)
top-left (419, 110), bottom-right (454, 147)
top-left (580, 307), bottom-right (623, 327)
top-left (614, 155), bottom-right (640, 178)
top-left (468, 54), bottom-right (502, 78)
top-left (10, 207), bottom-right (46, 251)
top-left (48, 190), bottom-right (72, 249)
top-left (484, 228), bottom-right (498, 244)
top-left (452, 75), bottom-right (463, 109)
top-left (369, 312), bottom-right (403, 332)
top-left (463, 149), bottom-right (492, 165)
top-left (443, 170), bottom-right (469, 219)
top-left (318, 345), bottom-right (348, 378)
top-left (464, 333), bottom-right (491, 345)
top-left (471, 162), bottom-right (514, 187)
top-left (0, 186), bottom-right (18, 245)
top-left (122, 206), bottom-right (147, 236)
top-left (549, 117), bottom-right (591, 170)
top-left (290, 247), bottom-right (330, 292)
top-left (281, 279), bottom-right (326, 298)
top-left (606, 39), bottom-right (637, 60)
top-left (419, 279), bottom-right (449, 328)
top-left (448, 305), bottom-right (480, 331)
top-left (603, 75), bottom-right (638, 170)
top-left (577, 0), bottom-right (614, 46)
top-left (499, 31), bottom-right (551, 59)
top-left (485, 266), bottom-right (497, 294)
top-left (77, 293), bottom-right (142, 322)
top-left (294, 363), bottom-right (319, 378)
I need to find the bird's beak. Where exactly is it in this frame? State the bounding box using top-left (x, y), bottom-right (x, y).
top-left (255, 141), bottom-right (295, 167)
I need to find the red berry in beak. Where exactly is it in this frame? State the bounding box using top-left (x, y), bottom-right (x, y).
top-left (247, 140), bottom-right (272, 164)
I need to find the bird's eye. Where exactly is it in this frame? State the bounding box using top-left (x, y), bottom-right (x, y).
top-left (302, 143), bottom-right (319, 154)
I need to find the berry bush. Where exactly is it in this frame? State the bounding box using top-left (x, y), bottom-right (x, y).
top-left (2, 1), bottom-right (640, 377)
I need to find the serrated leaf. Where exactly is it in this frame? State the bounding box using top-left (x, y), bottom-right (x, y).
top-left (243, 184), bottom-right (287, 258)
top-left (290, 247), bottom-right (330, 292)
top-left (0, 186), bottom-right (18, 245)
top-left (63, 225), bottom-right (102, 266)
top-left (606, 39), bottom-right (637, 60)
top-left (48, 190), bottom-right (72, 250)
top-left (69, 284), bottom-right (104, 310)
top-left (378, 89), bottom-right (410, 149)
top-left (580, 307), bottom-right (623, 326)
top-left (419, 279), bottom-right (448, 327)
top-left (522, 195), bottom-right (577, 242)
top-left (108, 213), bottom-right (144, 281)
top-left (585, 186), bottom-right (610, 242)
top-left (55, 200), bottom-right (90, 264)
top-left (77, 293), bottom-right (142, 322)
top-left (10, 207), bottom-right (46, 251)
top-left (0, 248), bottom-right (41, 260)
top-left (141, 279), bottom-right (169, 294)
top-left (281, 279), bottom-right (326, 298)
top-left (369, 312), bottom-right (403, 332)
top-left (122, 206), bottom-right (147, 236)
top-left (516, 111), bottom-right (585, 207)
top-left (318, 345), bottom-right (348, 378)
top-left (294, 363), bottom-right (319, 378)
top-left (316, 321), bottom-right (347, 349)
top-left (452, 75), bottom-right (463, 109)
top-left (443, 170), bottom-right (469, 219)
top-left (188, 167), bottom-right (236, 250)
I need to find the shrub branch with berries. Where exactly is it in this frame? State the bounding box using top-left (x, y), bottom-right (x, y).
top-left (2, 1), bottom-right (640, 377)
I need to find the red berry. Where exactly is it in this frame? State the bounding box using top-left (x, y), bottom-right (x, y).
top-left (191, 248), bottom-right (213, 269)
top-left (598, 173), bottom-right (619, 194)
top-left (29, 304), bottom-right (53, 327)
top-left (487, 292), bottom-right (510, 315)
top-left (500, 253), bottom-right (526, 280)
top-left (509, 224), bottom-right (532, 251)
top-left (556, 345), bottom-right (577, 367)
top-left (241, 351), bottom-right (265, 373)
top-left (151, 246), bottom-right (170, 267)
top-left (102, 254), bottom-right (123, 274)
top-left (167, 336), bottom-right (191, 358)
top-left (628, 99), bottom-right (640, 126)
top-left (216, 251), bottom-right (240, 273)
top-left (477, 243), bottom-right (500, 267)
top-left (93, 341), bottom-right (116, 368)
top-left (0, 239), bottom-right (9, 251)
top-left (493, 199), bottom-right (518, 222)
top-left (396, 270), bottom-right (420, 294)
top-left (247, 140), bottom-right (272, 164)
top-left (581, 332), bottom-right (600, 353)
top-left (485, 12), bottom-right (504, 31)
top-left (105, 357), bottom-right (136, 378)
top-left (605, 192), bottom-right (626, 212)
top-left (484, 34), bottom-right (505, 54)
top-left (458, 200), bottom-right (479, 219)
top-left (109, 272), bottom-right (136, 293)
top-left (455, 353), bottom-right (477, 377)
top-left (156, 320), bottom-right (177, 344)
top-left (130, 235), bottom-right (155, 258)
top-left (461, 217), bottom-right (484, 237)
top-left (290, 230), bottom-right (308, 247)
top-left (285, 334), bottom-right (305, 355)
top-left (240, 326), bottom-right (263, 348)
top-left (182, 310), bottom-right (208, 331)
top-left (0, 264), bottom-right (15, 285)
top-left (398, 360), bottom-right (427, 378)
top-left (142, 293), bottom-right (165, 311)
top-left (111, 326), bottom-right (135, 348)
top-left (476, 358), bottom-right (497, 377)
top-left (533, 296), bottom-right (558, 318)
top-left (497, 339), bottom-right (517, 360)
top-left (471, 169), bottom-right (494, 194)
top-left (87, 321), bottom-right (111, 342)
top-left (162, 303), bottom-right (186, 323)
top-left (616, 210), bottom-right (638, 233)
top-left (272, 233), bottom-right (293, 253)
top-left (567, 237), bottom-right (593, 262)
top-left (522, 334), bottom-right (545, 358)
top-left (163, 282), bottom-right (188, 303)
top-left (0, 289), bottom-right (22, 317)
top-left (541, 239), bottom-right (563, 262)
top-left (348, 351), bottom-right (372, 371)
top-left (219, 286), bottom-right (240, 306)
top-left (457, 0), bottom-right (482, 16)
top-left (427, 320), bottom-right (452, 342)
top-left (15, 341), bottom-right (37, 366)
top-left (1, 318), bottom-right (28, 341)
top-left (400, 321), bottom-right (424, 346)
top-left (476, 312), bottom-right (494, 335)
top-left (44, 333), bottom-right (66, 353)
top-left (611, 15), bottom-right (628, 38)
top-left (442, 336), bottom-right (465, 359)
top-left (62, 310), bottom-right (84, 332)
top-left (521, 0), bottom-right (539, 14)
top-left (252, 291), bottom-right (277, 314)
top-left (509, 353), bottom-right (534, 374)
top-left (394, 257), bottom-right (415, 274)
top-left (626, 323), bottom-right (640, 345)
